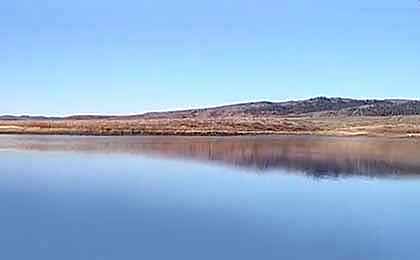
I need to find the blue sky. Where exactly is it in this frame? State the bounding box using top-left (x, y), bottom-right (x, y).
top-left (1, 0), bottom-right (420, 115)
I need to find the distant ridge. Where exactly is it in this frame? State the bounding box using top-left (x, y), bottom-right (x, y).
top-left (2, 97), bottom-right (420, 120)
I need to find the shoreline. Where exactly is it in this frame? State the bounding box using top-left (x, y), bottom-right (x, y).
top-left (1, 129), bottom-right (419, 139)
top-left (1, 116), bottom-right (420, 139)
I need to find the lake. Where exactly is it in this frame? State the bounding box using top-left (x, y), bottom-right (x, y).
top-left (0, 135), bottom-right (420, 260)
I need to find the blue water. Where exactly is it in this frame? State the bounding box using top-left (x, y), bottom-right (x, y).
top-left (0, 136), bottom-right (420, 260)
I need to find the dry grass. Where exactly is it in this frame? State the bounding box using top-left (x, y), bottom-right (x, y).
top-left (1, 116), bottom-right (420, 137)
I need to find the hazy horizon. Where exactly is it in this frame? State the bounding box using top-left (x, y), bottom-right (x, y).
top-left (1, 0), bottom-right (419, 115)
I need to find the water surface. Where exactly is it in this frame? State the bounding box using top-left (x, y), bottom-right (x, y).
top-left (1, 135), bottom-right (419, 260)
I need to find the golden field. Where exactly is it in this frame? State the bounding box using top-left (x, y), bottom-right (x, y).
top-left (1, 116), bottom-right (420, 138)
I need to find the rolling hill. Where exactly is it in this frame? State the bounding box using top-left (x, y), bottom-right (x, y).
top-left (2, 97), bottom-right (420, 137)
top-left (2, 97), bottom-right (420, 121)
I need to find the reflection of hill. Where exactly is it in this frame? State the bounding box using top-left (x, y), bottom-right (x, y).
top-left (3, 135), bottom-right (420, 178)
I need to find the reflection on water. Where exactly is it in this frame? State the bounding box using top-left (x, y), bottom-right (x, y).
top-left (1, 135), bottom-right (420, 260)
top-left (1, 135), bottom-right (419, 178)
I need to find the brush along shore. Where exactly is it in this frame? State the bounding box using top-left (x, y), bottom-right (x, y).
top-left (1, 116), bottom-right (420, 138)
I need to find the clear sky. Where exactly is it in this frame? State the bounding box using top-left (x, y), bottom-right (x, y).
top-left (1, 0), bottom-right (420, 115)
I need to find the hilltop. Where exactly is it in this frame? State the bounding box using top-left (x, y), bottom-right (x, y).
top-left (138, 97), bottom-right (420, 119)
top-left (2, 97), bottom-right (420, 121)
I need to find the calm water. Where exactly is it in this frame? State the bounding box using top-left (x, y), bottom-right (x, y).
top-left (1, 135), bottom-right (420, 260)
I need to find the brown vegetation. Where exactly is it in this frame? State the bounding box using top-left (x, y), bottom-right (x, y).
top-left (1, 116), bottom-right (420, 137)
